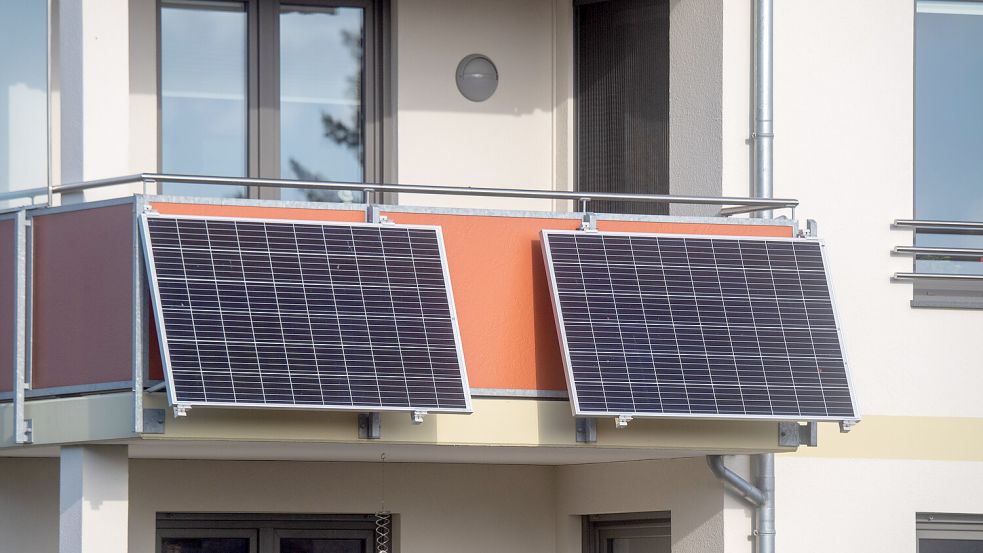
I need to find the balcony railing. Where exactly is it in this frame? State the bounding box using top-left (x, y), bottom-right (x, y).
top-left (2, 172), bottom-right (799, 217)
top-left (893, 219), bottom-right (983, 281)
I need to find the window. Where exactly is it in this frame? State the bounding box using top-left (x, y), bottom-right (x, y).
top-left (157, 513), bottom-right (381, 553)
top-left (915, 1), bottom-right (983, 276)
top-left (159, 0), bottom-right (390, 201)
top-left (583, 513), bottom-right (671, 553)
top-left (0, 0), bottom-right (48, 206)
top-left (575, 0), bottom-right (669, 216)
top-left (917, 513), bottom-right (983, 553)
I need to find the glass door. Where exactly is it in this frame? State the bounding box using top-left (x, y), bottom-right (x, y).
top-left (158, 529), bottom-right (258, 553)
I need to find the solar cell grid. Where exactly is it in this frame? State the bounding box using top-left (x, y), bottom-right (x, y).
top-left (142, 214), bottom-right (471, 412)
top-left (542, 230), bottom-right (857, 421)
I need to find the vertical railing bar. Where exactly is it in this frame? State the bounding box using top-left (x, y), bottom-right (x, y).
top-left (12, 210), bottom-right (31, 444)
top-left (132, 197), bottom-right (146, 433)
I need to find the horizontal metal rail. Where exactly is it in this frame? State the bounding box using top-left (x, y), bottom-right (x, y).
top-left (894, 246), bottom-right (983, 257)
top-left (0, 186), bottom-right (48, 203)
top-left (894, 272), bottom-right (983, 281)
top-left (894, 219), bottom-right (983, 232)
top-left (39, 172), bottom-right (798, 213)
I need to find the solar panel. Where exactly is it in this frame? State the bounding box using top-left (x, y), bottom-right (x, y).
top-left (541, 230), bottom-right (857, 421)
top-left (141, 214), bottom-right (471, 413)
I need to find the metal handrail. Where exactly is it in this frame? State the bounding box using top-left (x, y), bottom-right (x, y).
top-left (20, 172), bottom-right (800, 214)
top-left (894, 246), bottom-right (983, 257)
top-left (893, 219), bottom-right (983, 232)
top-left (893, 219), bottom-right (983, 282)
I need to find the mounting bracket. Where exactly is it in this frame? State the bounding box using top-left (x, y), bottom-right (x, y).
top-left (614, 414), bottom-right (633, 429)
top-left (358, 412), bottom-right (382, 439)
top-left (580, 212), bottom-right (598, 232)
top-left (778, 421), bottom-right (818, 447)
top-left (839, 419), bottom-right (860, 433)
top-left (172, 404), bottom-right (191, 418)
top-left (142, 409), bottom-right (166, 434)
top-left (576, 417), bottom-right (597, 443)
top-left (411, 410), bottom-right (428, 425)
top-left (366, 204), bottom-right (389, 224)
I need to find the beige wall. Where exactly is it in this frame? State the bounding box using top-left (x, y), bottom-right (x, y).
top-left (0, 456), bottom-right (752, 553)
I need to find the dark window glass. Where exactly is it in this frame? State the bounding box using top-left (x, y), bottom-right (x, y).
top-left (919, 539), bottom-right (983, 553)
top-left (915, 1), bottom-right (983, 275)
top-left (280, 538), bottom-right (365, 553)
top-left (161, 538), bottom-right (251, 553)
top-left (576, 0), bottom-right (669, 215)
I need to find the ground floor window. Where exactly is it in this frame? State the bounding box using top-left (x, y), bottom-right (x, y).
top-left (917, 513), bottom-right (983, 553)
top-left (157, 513), bottom-right (385, 553)
top-left (583, 512), bottom-right (671, 553)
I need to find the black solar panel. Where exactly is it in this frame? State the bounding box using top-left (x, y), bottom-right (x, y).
top-left (141, 214), bottom-right (471, 413)
top-left (541, 230), bottom-right (856, 420)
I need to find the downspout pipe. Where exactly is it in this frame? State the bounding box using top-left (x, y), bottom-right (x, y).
top-left (752, 0), bottom-right (774, 216)
top-left (707, 455), bottom-right (776, 553)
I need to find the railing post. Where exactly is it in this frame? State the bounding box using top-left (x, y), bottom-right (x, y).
top-left (12, 209), bottom-right (32, 444)
top-left (132, 197), bottom-right (148, 433)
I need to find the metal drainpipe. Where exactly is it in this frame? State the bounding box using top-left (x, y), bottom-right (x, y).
top-left (752, 0), bottom-right (774, 217)
top-left (707, 454), bottom-right (775, 553)
top-left (708, 0), bottom-right (779, 550)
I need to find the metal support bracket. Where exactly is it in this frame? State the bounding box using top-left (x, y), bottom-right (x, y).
top-left (358, 412), bottom-right (382, 439)
top-left (778, 421), bottom-right (818, 447)
top-left (366, 204), bottom-right (391, 224)
top-left (839, 419), bottom-right (860, 433)
top-left (575, 417), bottom-right (597, 443)
top-left (797, 219), bottom-right (818, 238)
top-left (411, 410), bottom-right (428, 425)
top-left (580, 212), bottom-right (598, 231)
top-left (614, 414), bottom-right (633, 429)
top-left (12, 210), bottom-right (32, 444)
top-left (142, 409), bottom-right (166, 434)
top-left (172, 404), bottom-right (191, 418)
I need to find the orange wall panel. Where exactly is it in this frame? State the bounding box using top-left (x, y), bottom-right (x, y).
top-left (0, 219), bottom-right (14, 392)
top-left (32, 204), bottom-right (135, 388)
top-left (151, 202), bottom-right (366, 223)
top-left (139, 202), bottom-right (794, 393)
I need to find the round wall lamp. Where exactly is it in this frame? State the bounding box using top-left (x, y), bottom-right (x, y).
top-left (456, 54), bottom-right (498, 102)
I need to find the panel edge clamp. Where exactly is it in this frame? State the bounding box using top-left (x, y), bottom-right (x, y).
top-left (580, 211), bottom-right (598, 232)
top-left (838, 418), bottom-right (860, 433)
top-left (366, 204), bottom-right (390, 224)
top-left (614, 414), bottom-right (633, 429)
top-left (358, 412), bottom-right (382, 439)
top-left (410, 410), bottom-right (428, 425)
top-left (172, 404), bottom-right (191, 418)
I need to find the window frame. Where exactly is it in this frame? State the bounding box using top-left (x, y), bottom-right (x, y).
top-left (916, 513), bottom-right (983, 552)
top-left (582, 512), bottom-right (671, 553)
top-left (910, 0), bottom-right (983, 308)
top-left (156, 513), bottom-right (382, 553)
top-left (156, 0), bottom-right (394, 200)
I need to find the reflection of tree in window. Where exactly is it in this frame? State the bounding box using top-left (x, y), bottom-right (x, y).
top-left (288, 14), bottom-right (363, 204)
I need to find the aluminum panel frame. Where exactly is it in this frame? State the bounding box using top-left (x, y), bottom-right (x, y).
top-left (139, 212), bottom-right (473, 414)
top-left (540, 229), bottom-right (859, 422)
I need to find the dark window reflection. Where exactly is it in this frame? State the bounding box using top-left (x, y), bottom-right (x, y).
top-left (919, 538), bottom-right (983, 553)
top-left (161, 538), bottom-right (250, 553)
top-left (280, 538), bottom-right (364, 553)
